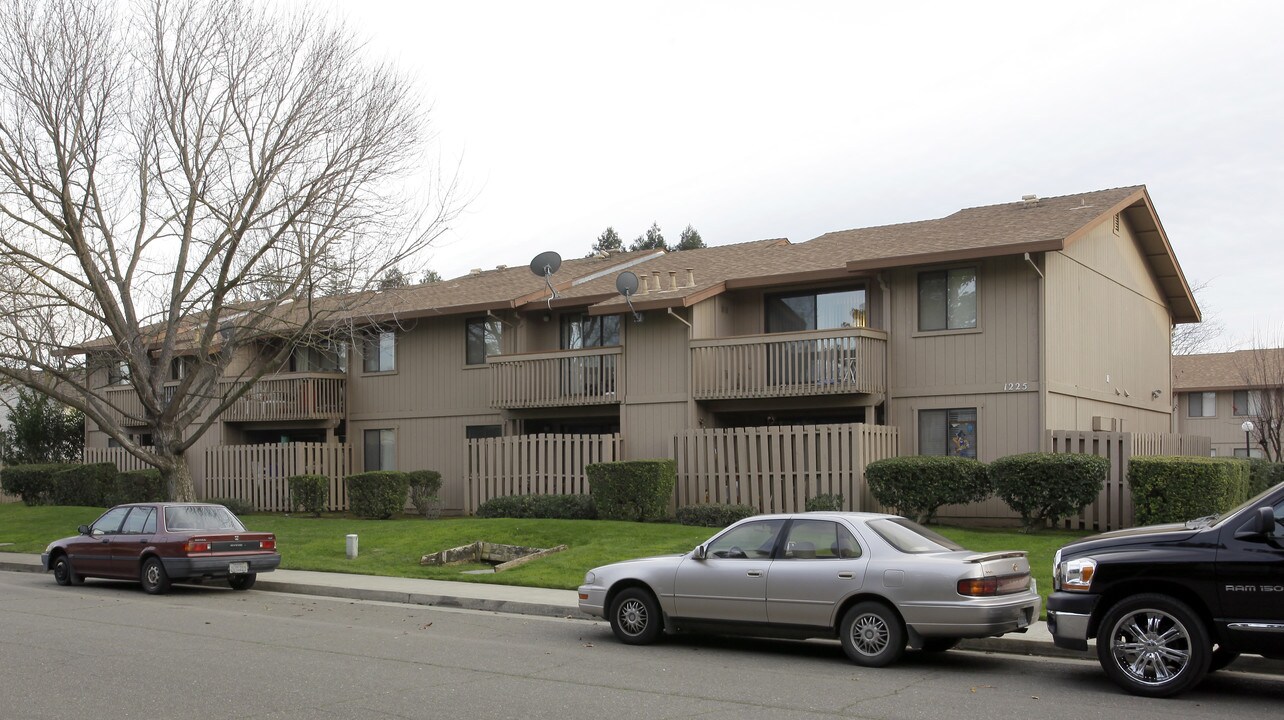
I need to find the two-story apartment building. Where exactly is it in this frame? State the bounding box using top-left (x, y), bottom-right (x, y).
top-left (1174, 349), bottom-right (1284, 457)
top-left (84, 185), bottom-right (1199, 514)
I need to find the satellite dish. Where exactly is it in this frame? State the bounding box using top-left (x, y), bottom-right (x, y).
top-left (530, 251), bottom-right (562, 278)
top-left (615, 271), bottom-right (643, 322)
top-left (529, 251), bottom-right (562, 307)
top-left (615, 271), bottom-right (639, 297)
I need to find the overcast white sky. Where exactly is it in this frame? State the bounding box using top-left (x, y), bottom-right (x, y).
top-left (332, 0), bottom-right (1284, 349)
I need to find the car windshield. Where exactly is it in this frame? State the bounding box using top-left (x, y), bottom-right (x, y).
top-left (866, 517), bottom-right (965, 553)
top-left (164, 505), bottom-right (246, 532)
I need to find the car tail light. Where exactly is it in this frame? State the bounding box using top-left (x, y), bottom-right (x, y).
top-left (260, 538), bottom-right (276, 550)
top-left (184, 540), bottom-right (211, 553)
top-left (957, 573), bottom-right (1030, 597)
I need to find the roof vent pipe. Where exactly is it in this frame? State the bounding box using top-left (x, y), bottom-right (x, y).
top-left (652, 271), bottom-right (662, 291)
top-left (639, 274), bottom-right (649, 294)
top-left (669, 271), bottom-right (678, 290)
top-left (686, 268), bottom-right (695, 287)
top-left (1022, 194), bottom-right (1039, 207)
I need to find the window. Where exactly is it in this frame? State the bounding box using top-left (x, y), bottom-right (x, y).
top-left (363, 429), bottom-right (396, 471)
top-left (782, 520), bottom-right (862, 560)
top-left (1233, 447), bottom-right (1266, 459)
top-left (465, 425), bottom-right (503, 440)
top-left (466, 317), bottom-right (503, 365)
top-left (706, 519), bottom-right (785, 559)
top-left (560, 313), bottom-right (621, 349)
top-left (1187, 392), bottom-right (1216, 418)
top-left (918, 267), bottom-right (977, 331)
top-left (1233, 390), bottom-right (1262, 417)
top-left (120, 507), bottom-right (155, 535)
top-left (165, 505), bottom-right (244, 531)
top-left (169, 356), bottom-right (199, 381)
top-left (866, 517), bottom-right (965, 554)
top-left (362, 331), bottom-right (396, 373)
top-left (919, 407), bottom-right (977, 458)
top-left (91, 506), bottom-right (131, 535)
top-left (292, 340), bottom-right (347, 373)
top-left (765, 287), bottom-right (867, 333)
top-left (108, 360), bottom-right (130, 385)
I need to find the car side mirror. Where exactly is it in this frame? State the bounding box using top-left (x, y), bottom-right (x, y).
top-left (77, 524), bottom-right (91, 535)
top-left (692, 544), bottom-right (707, 560)
top-left (1237, 506), bottom-right (1275, 538)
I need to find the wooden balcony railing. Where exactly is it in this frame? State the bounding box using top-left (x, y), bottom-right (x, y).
top-left (690, 327), bottom-right (887, 401)
top-left (490, 346), bottom-right (623, 409)
top-left (218, 373), bottom-right (346, 422)
top-left (102, 374), bottom-right (347, 426)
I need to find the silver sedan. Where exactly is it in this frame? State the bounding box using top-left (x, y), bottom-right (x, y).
top-left (578, 512), bottom-right (1040, 666)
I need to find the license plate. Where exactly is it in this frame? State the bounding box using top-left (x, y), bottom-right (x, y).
top-left (228, 562), bottom-right (249, 574)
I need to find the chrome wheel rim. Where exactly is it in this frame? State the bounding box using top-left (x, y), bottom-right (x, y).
top-left (617, 598), bottom-right (648, 637)
top-left (1108, 609), bottom-right (1193, 686)
top-left (850, 613), bottom-right (890, 656)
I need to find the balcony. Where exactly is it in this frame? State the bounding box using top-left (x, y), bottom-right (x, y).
top-left (690, 327), bottom-right (887, 401)
top-left (218, 373), bottom-right (346, 422)
top-left (102, 385), bottom-right (155, 427)
top-left (490, 347), bottom-right (623, 409)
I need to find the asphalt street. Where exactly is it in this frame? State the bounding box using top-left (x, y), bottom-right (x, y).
top-left (2, 571), bottom-right (1282, 720)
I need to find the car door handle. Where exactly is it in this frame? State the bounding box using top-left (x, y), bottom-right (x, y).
top-left (746, 570), bottom-right (763, 578)
top-left (838, 572), bottom-right (854, 579)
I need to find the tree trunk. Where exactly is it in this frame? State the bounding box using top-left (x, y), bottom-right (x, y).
top-left (162, 453), bottom-right (197, 502)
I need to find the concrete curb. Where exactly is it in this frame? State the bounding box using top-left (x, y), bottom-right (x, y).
top-left (4, 558), bottom-right (1281, 676)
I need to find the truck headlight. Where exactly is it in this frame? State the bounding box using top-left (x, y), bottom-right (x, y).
top-left (1056, 557), bottom-right (1096, 592)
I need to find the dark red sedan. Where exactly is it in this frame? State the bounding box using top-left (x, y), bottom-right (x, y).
top-left (41, 503), bottom-right (280, 594)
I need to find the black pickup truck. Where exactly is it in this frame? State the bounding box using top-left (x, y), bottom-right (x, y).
top-left (1047, 481), bottom-right (1284, 697)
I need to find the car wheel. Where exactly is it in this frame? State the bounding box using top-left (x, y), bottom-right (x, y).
top-left (140, 557), bottom-right (172, 595)
top-left (1208, 645), bottom-right (1240, 673)
top-left (228, 573), bottom-right (257, 591)
top-left (1096, 593), bottom-right (1210, 698)
top-left (52, 554), bottom-right (83, 586)
top-left (840, 601), bottom-right (906, 667)
top-left (609, 587), bottom-right (663, 645)
top-left (920, 637), bottom-right (961, 653)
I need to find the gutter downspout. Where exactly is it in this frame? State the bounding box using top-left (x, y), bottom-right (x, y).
top-left (877, 272), bottom-right (891, 432)
top-left (1028, 253), bottom-right (1048, 450)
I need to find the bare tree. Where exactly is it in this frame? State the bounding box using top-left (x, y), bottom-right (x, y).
top-left (1172, 279), bottom-right (1226, 355)
top-left (0, 0), bottom-right (460, 500)
top-left (1234, 337), bottom-right (1284, 461)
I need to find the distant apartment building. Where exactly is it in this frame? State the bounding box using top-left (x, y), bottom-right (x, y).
top-left (83, 185), bottom-right (1200, 513)
top-left (1173, 349), bottom-right (1284, 457)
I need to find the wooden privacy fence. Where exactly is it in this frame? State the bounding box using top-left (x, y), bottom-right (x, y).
top-left (1048, 430), bottom-right (1212, 531)
top-left (465, 433), bottom-right (622, 514)
top-left (205, 443), bottom-right (352, 512)
top-left (674, 423), bottom-right (899, 514)
top-left (83, 446), bottom-right (156, 472)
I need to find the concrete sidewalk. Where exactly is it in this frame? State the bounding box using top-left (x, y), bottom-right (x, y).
top-left (2, 551), bottom-right (1279, 674)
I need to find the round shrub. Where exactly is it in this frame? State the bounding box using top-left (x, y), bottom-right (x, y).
top-left (48, 462), bottom-right (118, 506)
top-left (865, 456), bottom-right (991, 524)
top-left (475, 493), bottom-right (597, 519)
top-left (346, 471), bottom-right (410, 519)
top-left (287, 474), bottom-right (330, 517)
top-left (407, 469), bottom-right (443, 519)
top-left (991, 453), bottom-right (1108, 532)
top-left (108, 469), bottom-right (165, 505)
top-left (675, 503), bottom-right (756, 527)
top-left (1129, 456), bottom-right (1251, 526)
top-left (586, 459), bottom-right (675, 522)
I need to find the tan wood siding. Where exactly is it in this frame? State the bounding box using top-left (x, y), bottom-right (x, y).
top-left (623, 401), bottom-right (689, 460)
top-left (1044, 216), bottom-right (1173, 429)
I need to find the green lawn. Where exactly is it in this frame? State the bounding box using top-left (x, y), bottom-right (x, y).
top-left (0, 503), bottom-right (1087, 612)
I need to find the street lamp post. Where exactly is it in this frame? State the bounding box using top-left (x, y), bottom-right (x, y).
top-left (1241, 420), bottom-right (1255, 458)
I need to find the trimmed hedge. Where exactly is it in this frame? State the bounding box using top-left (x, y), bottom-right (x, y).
top-left (865, 456), bottom-right (992, 524)
top-left (1129, 456), bottom-right (1251, 525)
top-left (287, 474), bottom-right (330, 517)
top-left (48, 462), bottom-right (118, 507)
top-left (475, 493), bottom-right (597, 519)
top-left (586, 459), bottom-right (675, 522)
top-left (805, 494), bottom-right (844, 512)
top-left (107, 469), bottom-right (166, 505)
top-left (675, 503), bottom-right (756, 527)
top-left (407, 470), bottom-right (443, 519)
top-left (0, 463), bottom-right (81, 505)
top-left (1247, 458), bottom-right (1284, 496)
top-left (991, 453), bottom-right (1108, 532)
top-left (346, 471), bottom-right (410, 519)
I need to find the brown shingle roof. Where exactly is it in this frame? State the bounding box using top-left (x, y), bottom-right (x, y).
top-left (1173, 349), bottom-right (1284, 391)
